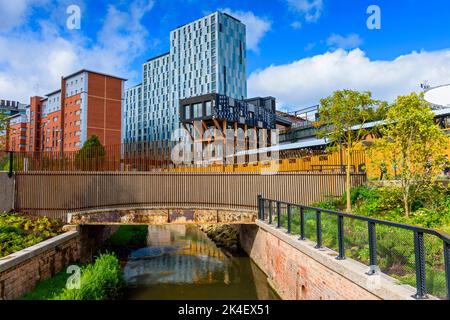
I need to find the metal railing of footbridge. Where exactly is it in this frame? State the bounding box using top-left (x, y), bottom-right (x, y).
top-left (258, 196), bottom-right (450, 300)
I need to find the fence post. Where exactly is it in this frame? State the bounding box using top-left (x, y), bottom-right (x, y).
top-left (287, 204), bottom-right (292, 234)
top-left (367, 222), bottom-right (378, 275)
top-left (337, 215), bottom-right (345, 260)
top-left (413, 231), bottom-right (427, 299)
top-left (268, 200), bottom-right (273, 225)
top-left (299, 206), bottom-right (305, 240)
top-left (276, 201), bottom-right (281, 228)
top-left (444, 241), bottom-right (450, 300)
top-left (257, 195), bottom-right (262, 220)
top-left (8, 151), bottom-right (13, 178)
top-left (315, 210), bottom-right (322, 249)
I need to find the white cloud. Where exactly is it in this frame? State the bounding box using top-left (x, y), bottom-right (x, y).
top-left (0, 0), bottom-right (155, 102)
top-left (326, 33), bottom-right (363, 50)
top-left (291, 21), bottom-right (302, 29)
top-left (287, 0), bottom-right (324, 23)
top-left (304, 42), bottom-right (317, 51)
top-left (248, 48), bottom-right (450, 110)
top-left (0, 0), bottom-right (49, 31)
top-left (221, 8), bottom-right (271, 53)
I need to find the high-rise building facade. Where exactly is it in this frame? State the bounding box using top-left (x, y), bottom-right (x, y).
top-left (124, 11), bottom-right (247, 143)
top-left (6, 70), bottom-right (125, 152)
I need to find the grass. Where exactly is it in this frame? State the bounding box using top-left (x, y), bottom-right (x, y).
top-left (20, 270), bottom-right (71, 300)
top-left (19, 227), bottom-right (147, 301)
top-left (20, 253), bottom-right (124, 300)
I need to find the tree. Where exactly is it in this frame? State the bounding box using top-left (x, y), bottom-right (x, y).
top-left (373, 92), bottom-right (448, 217)
top-left (0, 111), bottom-right (7, 150)
top-left (75, 135), bottom-right (106, 171)
top-left (317, 89), bottom-right (387, 212)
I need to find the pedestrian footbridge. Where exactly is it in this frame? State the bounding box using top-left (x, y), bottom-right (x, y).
top-left (13, 171), bottom-right (366, 222)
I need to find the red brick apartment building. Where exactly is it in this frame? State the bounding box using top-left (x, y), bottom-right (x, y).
top-left (6, 70), bottom-right (125, 152)
top-left (5, 114), bottom-right (28, 152)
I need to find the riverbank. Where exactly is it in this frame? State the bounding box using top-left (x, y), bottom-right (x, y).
top-left (198, 224), bottom-right (241, 254)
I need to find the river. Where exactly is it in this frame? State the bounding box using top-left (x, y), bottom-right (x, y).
top-left (122, 225), bottom-right (280, 300)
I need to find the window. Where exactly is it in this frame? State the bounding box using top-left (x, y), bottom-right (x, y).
top-left (193, 103), bottom-right (202, 118)
top-left (184, 105), bottom-right (190, 119)
top-left (205, 101), bottom-right (212, 116)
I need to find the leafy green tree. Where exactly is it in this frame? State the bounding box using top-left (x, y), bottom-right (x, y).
top-left (75, 135), bottom-right (106, 170)
top-left (317, 89), bottom-right (387, 212)
top-left (373, 92), bottom-right (448, 217)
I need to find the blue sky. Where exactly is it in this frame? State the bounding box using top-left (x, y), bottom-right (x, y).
top-left (1, 0), bottom-right (450, 110)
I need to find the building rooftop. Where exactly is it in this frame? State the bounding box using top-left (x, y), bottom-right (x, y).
top-left (64, 69), bottom-right (127, 81)
top-left (146, 52), bottom-right (170, 63)
top-left (42, 69), bottom-right (127, 97)
top-left (173, 11), bottom-right (242, 32)
top-left (44, 89), bottom-right (61, 97)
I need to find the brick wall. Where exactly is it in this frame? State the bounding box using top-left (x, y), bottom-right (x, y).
top-left (0, 225), bottom-right (118, 300)
top-left (0, 231), bottom-right (80, 300)
top-left (86, 72), bottom-right (122, 146)
top-left (240, 221), bottom-right (417, 300)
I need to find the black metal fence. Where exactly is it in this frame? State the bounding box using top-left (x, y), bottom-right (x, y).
top-left (257, 196), bottom-right (450, 300)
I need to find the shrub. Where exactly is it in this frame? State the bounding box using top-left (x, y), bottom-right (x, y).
top-left (0, 212), bottom-right (62, 258)
top-left (55, 253), bottom-right (124, 300)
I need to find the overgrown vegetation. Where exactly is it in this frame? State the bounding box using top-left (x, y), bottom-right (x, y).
top-left (100, 225), bottom-right (148, 260)
top-left (0, 212), bottom-right (63, 258)
top-left (308, 184), bottom-right (450, 298)
top-left (56, 253), bottom-right (124, 300)
top-left (21, 253), bottom-right (124, 300)
top-left (317, 185), bottom-right (450, 233)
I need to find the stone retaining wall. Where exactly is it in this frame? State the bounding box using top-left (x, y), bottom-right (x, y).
top-left (240, 221), bottom-right (419, 300)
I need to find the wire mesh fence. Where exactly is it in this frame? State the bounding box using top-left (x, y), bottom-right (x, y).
top-left (258, 196), bottom-right (450, 300)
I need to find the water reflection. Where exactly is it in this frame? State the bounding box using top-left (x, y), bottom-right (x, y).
top-left (123, 225), bottom-right (279, 300)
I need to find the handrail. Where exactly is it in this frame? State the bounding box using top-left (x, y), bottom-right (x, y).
top-left (257, 195), bottom-right (450, 300)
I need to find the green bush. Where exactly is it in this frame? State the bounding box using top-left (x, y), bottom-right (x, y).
top-left (0, 212), bottom-right (62, 258)
top-left (55, 253), bottom-right (124, 300)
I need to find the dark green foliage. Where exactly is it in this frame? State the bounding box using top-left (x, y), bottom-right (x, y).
top-left (75, 135), bottom-right (106, 170)
top-left (76, 135), bottom-right (105, 158)
top-left (0, 154), bottom-right (9, 170)
top-left (100, 225), bottom-right (149, 260)
top-left (0, 212), bottom-right (62, 258)
top-left (105, 225), bottom-right (148, 247)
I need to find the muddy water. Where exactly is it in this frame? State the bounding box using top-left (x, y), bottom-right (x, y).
top-left (123, 225), bottom-right (279, 300)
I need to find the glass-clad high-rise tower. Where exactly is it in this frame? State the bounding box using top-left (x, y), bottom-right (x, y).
top-left (123, 11), bottom-right (247, 142)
